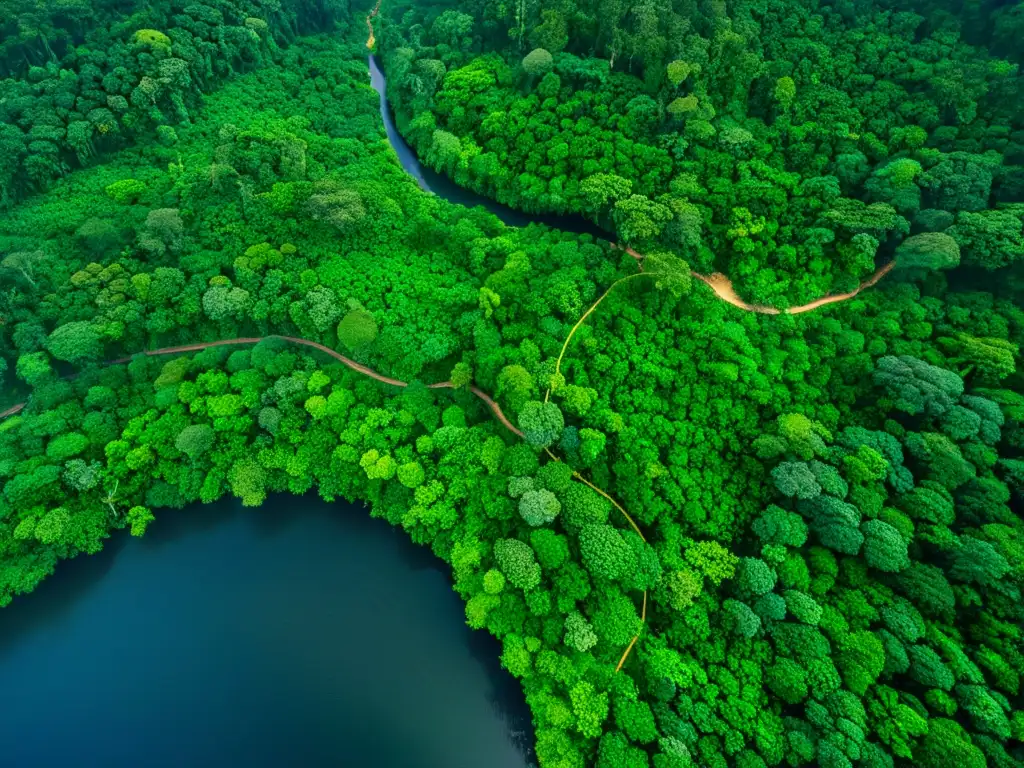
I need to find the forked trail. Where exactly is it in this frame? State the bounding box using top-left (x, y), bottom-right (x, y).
top-left (0, 248), bottom-right (895, 672)
top-left (360, 0), bottom-right (894, 315)
top-left (1, 330), bottom-right (645, 663)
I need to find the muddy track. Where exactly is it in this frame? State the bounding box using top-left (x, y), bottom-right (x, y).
top-left (2, 335), bottom-right (523, 437)
top-left (366, 0), bottom-right (381, 48)
top-left (611, 243), bottom-right (894, 315)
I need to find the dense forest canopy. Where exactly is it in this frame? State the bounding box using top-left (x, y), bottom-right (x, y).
top-left (377, 0), bottom-right (1024, 305)
top-left (0, 1), bottom-right (1023, 768)
top-left (0, 0), bottom-right (354, 205)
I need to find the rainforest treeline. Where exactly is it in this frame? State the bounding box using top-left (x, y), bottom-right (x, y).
top-left (0, 2), bottom-right (1023, 768)
top-left (0, 0), bottom-right (354, 205)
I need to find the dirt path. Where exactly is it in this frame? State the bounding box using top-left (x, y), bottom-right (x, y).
top-left (692, 262), bottom-right (895, 314)
top-left (1, 335), bottom-right (523, 437)
top-left (784, 261), bottom-right (895, 314)
top-left (611, 243), bottom-right (893, 315)
top-left (366, 0), bottom-right (382, 48)
top-left (0, 403), bottom-right (25, 420)
top-left (1, 329), bottom-right (637, 661)
top-left (362, 11), bottom-right (892, 315)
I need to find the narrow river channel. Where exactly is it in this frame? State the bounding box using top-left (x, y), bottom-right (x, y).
top-left (368, 54), bottom-right (610, 238)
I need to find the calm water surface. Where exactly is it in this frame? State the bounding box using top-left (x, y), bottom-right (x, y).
top-left (0, 496), bottom-right (534, 768)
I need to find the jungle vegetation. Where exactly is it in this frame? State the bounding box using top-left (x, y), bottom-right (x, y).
top-left (0, 2), bottom-right (1023, 768)
top-left (377, 0), bottom-right (1024, 306)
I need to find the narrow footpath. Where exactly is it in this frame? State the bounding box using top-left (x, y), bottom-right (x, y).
top-left (365, 9), bottom-right (895, 316)
top-left (613, 244), bottom-right (894, 315)
top-left (1, 335), bottom-right (522, 436)
top-left (0, 15), bottom-right (902, 682)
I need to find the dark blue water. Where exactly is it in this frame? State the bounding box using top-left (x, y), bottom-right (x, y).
top-left (0, 496), bottom-right (534, 768)
top-left (369, 54), bottom-right (609, 238)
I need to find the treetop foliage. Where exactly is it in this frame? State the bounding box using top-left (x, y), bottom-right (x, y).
top-left (0, 3), bottom-right (1022, 768)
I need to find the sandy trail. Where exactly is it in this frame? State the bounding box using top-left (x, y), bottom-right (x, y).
top-left (1, 251), bottom-right (893, 428)
top-left (611, 243), bottom-right (893, 314)
top-left (0, 403), bottom-right (25, 420)
top-left (0, 18), bottom-right (899, 682)
top-left (693, 263), bottom-right (894, 314)
top-left (1, 335), bottom-right (524, 437)
top-left (4, 16), bottom-right (896, 437)
top-left (361, 8), bottom-right (894, 315)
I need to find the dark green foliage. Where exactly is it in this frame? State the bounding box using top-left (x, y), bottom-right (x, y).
top-left (518, 401), bottom-right (564, 449)
top-left (337, 309), bottom-right (378, 350)
top-left (563, 610), bottom-right (597, 652)
top-left (894, 233), bottom-right (961, 277)
top-left (519, 488), bottom-right (561, 526)
top-left (766, 658), bottom-right (809, 704)
top-left (874, 356), bottom-right (964, 418)
top-left (860, 520), bottom-right (910, 573)
top-left (949, 536), bottom-right (1010, 586)
top-left (530, 529), bottom-right (569, 570)
top-left (722, 599), bottom-right (761, 638)
top-left (734, 557), bottom-right (776, 597)
top-left (380, 0), bottom-right (1024, 306)
top-left (175, 424), bottom-right (215, 460)
top-left (494, 538), bottom-right (542, 591)
top-left (0, 0), bottom-right (343, 206)
top-left (917, 718), bottom-right (986, 768)
top-left (0, 6), bottom-right (1022, 768)
top-left (907, 645), bottom-right (955, 691)
top-left (46, 322), bottom-right (102, 362)
top-left (579, 524), bottom-right (635, 581)
top-left (561, 483), bottom-right (610, 531)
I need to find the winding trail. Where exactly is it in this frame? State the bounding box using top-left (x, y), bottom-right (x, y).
top-left (1, 330), bottom-right (643, 662)
top-left (0, 403), bottom-right (25, 420)
top-left (3, 335), bottom-right (523, 438)
top-left (690, 263), bottom-right (895, 314)
top-left (612, 243), bottom-right (895, 315)
top-left (363, 7), bottom-right (894, 314)
top-left (365, 0), bottom-right (381, 49)
top-left (0, 16), bottom-right (899, 682)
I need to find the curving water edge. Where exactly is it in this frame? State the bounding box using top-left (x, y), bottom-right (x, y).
top-left (368, 54), bottom-right (612, 237)
top-left (0, 38), bottom-right (907, 768)
top-left (0, 496), bottom-right (537, 768)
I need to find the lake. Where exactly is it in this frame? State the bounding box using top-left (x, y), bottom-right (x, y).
top-left (0, 496), bottom-right (535, 768)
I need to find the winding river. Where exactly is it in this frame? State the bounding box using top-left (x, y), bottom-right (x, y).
top-left (0, 59), bottom-right (607, 768)
top-left (368, 54), bottom-right (610, 239)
